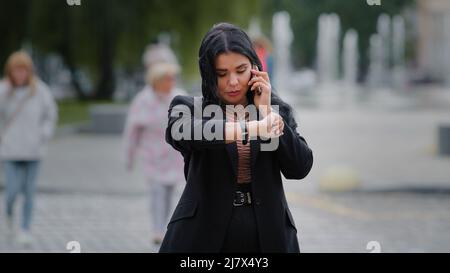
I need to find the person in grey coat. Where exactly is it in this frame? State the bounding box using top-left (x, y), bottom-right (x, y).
top-left (0, 51), bottom-right (57, 247)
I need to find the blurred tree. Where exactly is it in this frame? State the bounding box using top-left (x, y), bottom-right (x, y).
top-left (261, 0), bottom-right (415, 77)
top-left (0, 0), bottom-right (260, 100)
top-left (29, 0), bottom-right (152, 100)
top-left (0, 0), bottom-right (31, 70)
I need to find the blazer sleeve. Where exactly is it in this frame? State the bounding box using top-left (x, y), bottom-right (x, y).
top-left (275, 113), bottom-right (313, 180)
top-left (165, 95), bottom-right (227, 153)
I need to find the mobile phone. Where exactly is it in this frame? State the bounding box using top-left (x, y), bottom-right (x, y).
top-left (252, 65), bottom-right (262, 95)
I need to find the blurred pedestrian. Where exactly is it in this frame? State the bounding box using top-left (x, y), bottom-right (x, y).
top-left (124, 61), bottom-right (185, 246)
top-left (253, 35), bottom-right (274, 81)
top-left (0, 51), bottom-right (58, 247)
top-left (142, 42), bottom-right (179, 71)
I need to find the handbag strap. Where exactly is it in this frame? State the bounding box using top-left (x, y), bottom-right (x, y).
top-left (0, 90), bottom-right (33, 139)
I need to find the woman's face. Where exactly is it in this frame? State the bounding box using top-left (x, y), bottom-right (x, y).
top-left (10, 66), bottom-right (30, 87)
top-left (215, 52), bottom-right (252, 106)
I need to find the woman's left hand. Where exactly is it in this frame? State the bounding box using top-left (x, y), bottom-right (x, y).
top-left (248, 68), bottom-right (272, 117)
top-left (258, 111), bottom-right (285, 139)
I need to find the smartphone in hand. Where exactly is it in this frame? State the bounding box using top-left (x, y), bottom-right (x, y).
top-left (252, 65), bottom-right (262, 95)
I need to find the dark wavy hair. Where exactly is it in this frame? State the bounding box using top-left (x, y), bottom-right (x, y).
top-left (198, 22), bottom-right (297, 129)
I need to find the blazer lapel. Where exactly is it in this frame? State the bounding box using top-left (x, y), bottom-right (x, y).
top-left (250, 138), bottom-right (260, 168)
top-left (250, 108), bottom-right (261, 168)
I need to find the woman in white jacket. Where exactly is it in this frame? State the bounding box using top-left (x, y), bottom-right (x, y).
top-left (0, 51), bottom-right (57, 246)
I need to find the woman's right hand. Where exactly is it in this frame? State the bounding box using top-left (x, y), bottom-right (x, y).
top-left (249, 67), bottom-right (272, 116)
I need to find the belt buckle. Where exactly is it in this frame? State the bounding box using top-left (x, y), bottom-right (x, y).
top-left (233, 191), bottom-right (246, 207)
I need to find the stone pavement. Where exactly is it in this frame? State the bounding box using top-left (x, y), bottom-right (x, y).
top-left (293, 107), bottom-right (450, 193)
top-left (0, 106), bottom-right (450, 252)
top-left (0, 135), bottom-right (171, 253)
top-left (288, 190), bottom-right (450, 252)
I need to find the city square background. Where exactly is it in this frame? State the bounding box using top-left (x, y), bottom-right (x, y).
top-left (0, 0), bottom-right (449, 252)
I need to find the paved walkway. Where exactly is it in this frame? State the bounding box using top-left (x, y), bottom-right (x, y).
top-left (1, 106), bottom-right (450, 252)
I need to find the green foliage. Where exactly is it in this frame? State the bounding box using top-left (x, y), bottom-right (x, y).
top-left (57, 99), bottom-right (92, 126)
top-left (0, 0), bottom-right (414, 99)
top-left (0, 0), bottom-right (260, 99)
top-left (261, 0), bottom-right (415, 69)
top-left (57, 99), bottom-right (126, 126)
top-left (0, 0), bottom-right (31, 66)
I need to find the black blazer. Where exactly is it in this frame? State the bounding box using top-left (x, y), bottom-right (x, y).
top-left (159, 95), bottom-right (313, 253)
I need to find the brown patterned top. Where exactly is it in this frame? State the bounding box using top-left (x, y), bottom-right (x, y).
top-left (225, 108), bottom-right (251, 184)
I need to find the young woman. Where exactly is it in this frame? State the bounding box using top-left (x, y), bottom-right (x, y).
top-left (159, 23), bottom-right (313, 253)
top-left (0, 51), bottom-right (57, 246)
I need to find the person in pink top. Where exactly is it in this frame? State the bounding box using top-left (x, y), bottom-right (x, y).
top-left (124, 62), bottom-right (185, 245)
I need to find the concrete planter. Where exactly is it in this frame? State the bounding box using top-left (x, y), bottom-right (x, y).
top-left (438, 124), bottom-right (450, 156)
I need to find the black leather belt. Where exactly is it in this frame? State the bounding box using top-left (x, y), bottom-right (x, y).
top-left (233, 190), bottom-right (252, 207)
